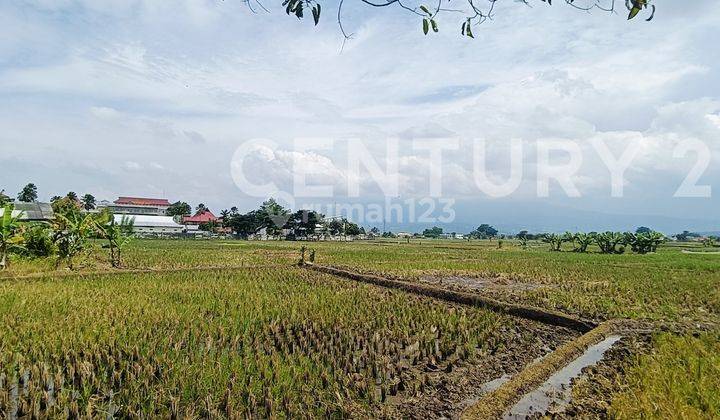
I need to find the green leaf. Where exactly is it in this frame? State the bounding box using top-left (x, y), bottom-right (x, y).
top-left (466, 22), bottom-right (474, 38)
top-left (431, 19), bottom-right (438, 33)
top-left (627, 6), bottom-right (641, 19)
top-left (419, 5), bottom-right (431, 16)
top-left (422, 19), bottom-right (429, 35)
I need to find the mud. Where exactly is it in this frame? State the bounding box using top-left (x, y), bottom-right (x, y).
top-left (383, 319), bottom-right (579, 419)
top-left (504, 335), bottom-right (622, 418)
top-left (535, 333), bottom-right (653, 419)
top-left (420, 275), bottom-right (549, 293)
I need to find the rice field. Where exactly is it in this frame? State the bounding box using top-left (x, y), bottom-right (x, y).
top-left (307, 239), bottom-right (720, 323)
top-left (610, 331), bottom-right (720, 418)
top-left (0, 266), bottom-right (559, 417)
top-left (1, 238), bottom-right (717, 418)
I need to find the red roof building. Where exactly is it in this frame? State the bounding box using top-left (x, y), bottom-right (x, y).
top-left (183, 210), bottom-right (218, 225)
top-left (99, 196), bottom-right (172, 216)
top-left (114, 197), bottom-right (171, 206)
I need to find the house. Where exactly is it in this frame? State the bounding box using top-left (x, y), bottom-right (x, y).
top-left (396, 232), bottom-right (412, 238)
top-left (115, 214), bottom-right (184, 235)
top-left (440, 232), bottom-right (465, 240)
top-left (0, 202), bottom-right (55, 222)
top-left (182, 209), bottom-right (218, 231)
top-left (98, 197), bottom-right (171, 216)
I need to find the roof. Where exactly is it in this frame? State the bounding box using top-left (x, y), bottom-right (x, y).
top-left (115, 214), bottom-right (184, 228)
top-left (0, 202), bottom-right (55, 221)
top-left (114, 197), bottom-right (171, 206)
top-left (183, 210), bottom-right (218, 224)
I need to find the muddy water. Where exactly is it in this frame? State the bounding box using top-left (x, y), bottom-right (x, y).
top-left (504, 335), bottom-right (622, 419)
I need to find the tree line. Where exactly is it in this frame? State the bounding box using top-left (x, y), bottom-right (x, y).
top-left (2, 183), bottom-right (99, 211)
top-left (217, 199), bottom-right (364, 240)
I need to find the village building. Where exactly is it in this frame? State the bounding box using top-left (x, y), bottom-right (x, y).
top-left (0, 202), bottom-right (55, 222)
top-left (182, 209), bottom-right (218, 232)
top-left (439, 232), bottom-right (465, 240)
top-left (98, 197), bottom-right (171, 216)
top-left (114, 214), bottom-right (184, 235)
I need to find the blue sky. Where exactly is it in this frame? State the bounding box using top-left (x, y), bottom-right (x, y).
top-left (1, 0), bottom-right (719, 232)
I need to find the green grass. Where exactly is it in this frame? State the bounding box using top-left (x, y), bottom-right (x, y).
top-left (0, 266), bottom-right (515, 417)
top-left (610, 332), bottom-right (720, 419)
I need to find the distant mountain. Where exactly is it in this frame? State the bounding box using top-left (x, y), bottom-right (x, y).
top-left (362, 201), bottom-right (718, 235)
top-left (697, 231), bottom-right (720, 237)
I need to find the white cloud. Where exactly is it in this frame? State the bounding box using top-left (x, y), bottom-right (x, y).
top-left (124, 161), bottom-right (141, 171)
top-left (0, 0), bottom-right (718, 224)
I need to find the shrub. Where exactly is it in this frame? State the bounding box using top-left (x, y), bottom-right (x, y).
top-left (21, 223), bottom-right (56, 258)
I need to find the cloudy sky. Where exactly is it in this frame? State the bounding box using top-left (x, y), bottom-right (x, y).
top-left (1, 0), bottom-right (718, 232)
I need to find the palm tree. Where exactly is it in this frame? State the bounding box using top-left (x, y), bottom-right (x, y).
top-left (81, 194), bottom-right (97, 211)
top-left (0, 204), bottom-right (24, 269)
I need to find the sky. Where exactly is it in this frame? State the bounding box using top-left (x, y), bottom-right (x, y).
top-left (1, 0), bottom-right (719, 233)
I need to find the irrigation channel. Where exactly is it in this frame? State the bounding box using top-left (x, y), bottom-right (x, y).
top-left (300, 262), bottom-right (624, 419)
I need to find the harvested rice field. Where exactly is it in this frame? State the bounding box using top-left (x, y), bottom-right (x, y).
top-left (1, 239), bottom-right (718, 418)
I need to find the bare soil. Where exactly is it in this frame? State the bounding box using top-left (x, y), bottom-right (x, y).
top-left (420, 275), bottom-right (549, 293)
top-left (383, 319), bottom-right (579, 419)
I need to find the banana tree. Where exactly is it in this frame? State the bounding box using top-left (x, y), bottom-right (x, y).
top-left (542, 233), bottom-right (565, 252)
top-left (0, 204), bottom-right (25, 269)
top-left (95, 211), bottom-right (134, 268)
top-left (595, 232), bottom-right (626, 254)
top-left (625, 231), bottom-right (665, 254)
top-left (572, 232), bottom-right (594, 253)
top-left (52, 210), bottom-right (96, 269)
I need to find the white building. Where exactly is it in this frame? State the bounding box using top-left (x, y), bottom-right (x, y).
top-left (115, 214), bottom-right (184, 235)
